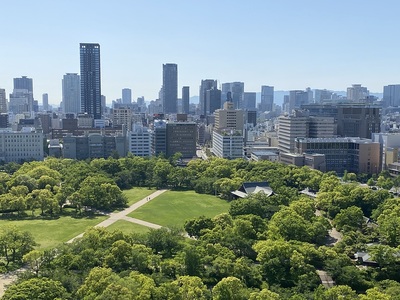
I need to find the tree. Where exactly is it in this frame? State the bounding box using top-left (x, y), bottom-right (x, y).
top-left (212, 277), bottom-right (249, 300)
top-left (184, 216), bottom-right (214, 238)
top-left (359, 288), bottom-right (391, 300)
top-left (2, 277), bottom-right (68, 300)
top-left (171, 276), bottom-right (210, 300)
top-left (333, 206), bottom-right (364, 232)
top-left (314, 285), bottom-right (357, 300)
top-left (249, 288), bottom-right (280, 300)
top-left (0, 226), bottom-right (36, 267)
top-left (23, 250), bottom-right (45, 277)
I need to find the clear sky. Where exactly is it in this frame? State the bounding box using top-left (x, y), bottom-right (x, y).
top-left (1, 0), bottom-right (399, 105)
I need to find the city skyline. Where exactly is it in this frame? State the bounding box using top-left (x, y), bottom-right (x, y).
top-left (1, 1), bottom-right (400, 105)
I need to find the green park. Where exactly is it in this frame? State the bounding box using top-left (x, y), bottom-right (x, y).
top-left (2, 156), bottom-right (400, 299)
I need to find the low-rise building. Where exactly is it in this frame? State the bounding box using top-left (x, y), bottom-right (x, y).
top-left (212, 129), bottom-right (243, 159)
top-left (0, 128), bottom-right (44, 163)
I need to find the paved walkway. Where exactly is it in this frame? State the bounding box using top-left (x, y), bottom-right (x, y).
top-left (67, 189), bottom-right (167, 243)
top-left (0, 189), bottom-right (167, 297)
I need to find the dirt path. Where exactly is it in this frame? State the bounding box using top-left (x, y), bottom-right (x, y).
top-left (67, 189), bottom-right (167, 243)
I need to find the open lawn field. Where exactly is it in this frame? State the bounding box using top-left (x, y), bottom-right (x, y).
top-left (106, 220), bottom-right (151, 235)
top-left (128, 190), bottom-right (230, 228)
top-left (0, 215), bottom-right (107, 250)
top-left (123, 187), bottom-right (156, 205)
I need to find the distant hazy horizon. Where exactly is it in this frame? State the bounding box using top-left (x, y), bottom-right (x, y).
top-left (1, 1), bottom-right (398, 105)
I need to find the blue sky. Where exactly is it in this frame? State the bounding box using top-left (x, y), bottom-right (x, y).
top-left (1, 0), bottom-right (399, 105)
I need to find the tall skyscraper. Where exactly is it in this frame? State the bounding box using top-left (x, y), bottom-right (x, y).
top-left (42, 93), bottom-right (49, 111)
top-left (206, 87), bottom-right (221, 115)
top-left (221, 82), bottom-right (244, 109)
top-left (122, 88), bottom-right (132, 104)
top-left (162, 63), bottom-right (178, 114)
top-left (260, 85), bottom-right (274, 112)
top-left (14, 76), bottom-right (33, 92)
top-left (243, 92), bottom-right (256, 109)
top-left (62, 73), bottom-right (80, 115)
top-left (0, 89), bottom-right (7, 114)
top-left (13, 76), bottom-right (34, 112)
top-left (80, 43), bottom-right (101, 119)
top-left (182, 86), bottom-right (190, 114)
top-left (199, 80), bottom-right (217, 116)
top-left (383, 84), bottom-right (400, 107)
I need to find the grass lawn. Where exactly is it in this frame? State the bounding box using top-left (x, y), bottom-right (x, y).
top-left (128, 190), bottom-right (230, 228)
top-left (0, 215), bottom-right (108, 250)
top-left (123, 187), bottom-right (156, 206)
top-left (106, 220), bottom-right (151, 235)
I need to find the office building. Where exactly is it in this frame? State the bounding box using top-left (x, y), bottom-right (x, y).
top-left (9, 89), bottom-right (30, 114)
top-left (288, 90), bottom-right (310, 112)
top-left (127, 124), bottom-right (152, 157)
top-left (212, 130), bottom-right (244, 159)
top-left (221, 82), bottom-right (244, 109)
top-left (260, 86), bottom-right (274, 112)
top-left (80, 43), bottom-right (102, 119)
top-left (372, 133), bottom-right (400, 170)
top-left (42, 93), bottom-right (49, 111)
top-left (182, 86), bottom-right (190, 114)
top-left (277, 110), bottom-right (336, 153)
top-left (295, 137), bottom-right (380, 175)
top-left (62, 73), bottom-right (80, 115)
top-left (214, 100), bottom-right (244, 131)
top-left (243, 92), bottom-right (256, 109)
top-left (0, 89), bottom-right (7, 114)
top-left (162, 63), bottom-right (178, 114)
top-left (347, 84), bottom-right (369, 102)
top-left (112, 107), bottom-right (133, 128)
top-left (166, 122), bottom-right (197, 158)
top-left (383, 84), bottom-right (400, 107)
top-left (337, 105), bottom-right (380, 138)
top-left (63, 132), bottom-right (126, 160)
top-left (122, 88), bottom-right (132, 104)
top-left (199, 80), bottom-right (218, 116)
top-left (0, 128), bottom-right (44, 163)
top-left (314, 89), bottom-right (333, 103)
top-left (206, 87), bottom-right (222, 116)
top-left (152, 119), bottom-right (167, 156)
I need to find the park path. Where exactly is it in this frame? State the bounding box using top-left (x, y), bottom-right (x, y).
top-left (67, 189), bottom-right (167, 243)
top-left (0, 189), bottom-right (167, 298)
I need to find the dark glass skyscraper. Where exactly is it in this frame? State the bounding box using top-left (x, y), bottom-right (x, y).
top-left (80, 43), bottom-right (101, 119)
top-left (162, 63), bottom-right (178, 114)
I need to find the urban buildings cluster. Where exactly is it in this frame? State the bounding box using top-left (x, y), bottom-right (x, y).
top-left (2, 43), bottom-right (400, 176)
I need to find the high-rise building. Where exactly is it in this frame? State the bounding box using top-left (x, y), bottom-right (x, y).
top-left (206, 87), bottom-right (221, 116)
top-left (162, 63), bottom-right (178, 114)
top-left (0, 89), bottom-right (7, 114)
top-left (182, 86), bottom-right (190, 114)
top-left (243, 92), bottom-right (256, 109)
top-left (128, 124), bottom-right (152, 157)
top-left (13, 76), bottom-right (34, 112)
top-left (199, 80), bottom-right (217, 116)
top-left (260, 86), bottom-right (274, 112)
top-left (122, 88), bottom-right (132, 104)
top-left (314, 89), bottom-right (333, 103)
top-left (383, 84), bottom-right (400, 107)
top-left (80, 43), bottom-right (101, 119)
top-left (221, 82), bottom-right (244, 109)
top-left (288, 90), bottom-right (309, 112)
top-left (214, 100), bottom-right (244, 131)
top-left (14, 76), bottom-right (33, 93)
top-left (347, 84), bottom-right (369, 102)
top-left (42, 93), bottom-right (49, 111)
top-left (166, 122), bottom-right (197, 158)
top-left (62, 73), bottom-right (80, 115)
top-left (277, 110), bottom-right (336, 153)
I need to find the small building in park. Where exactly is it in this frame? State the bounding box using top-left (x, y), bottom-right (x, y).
top-left (231, 182), bottom-right (274, 199)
